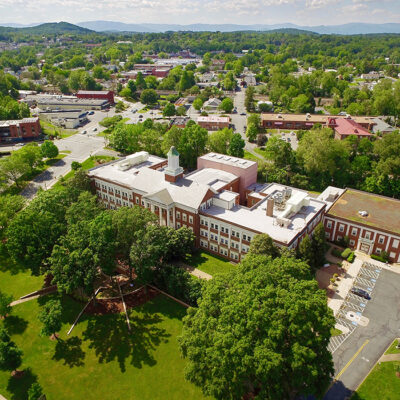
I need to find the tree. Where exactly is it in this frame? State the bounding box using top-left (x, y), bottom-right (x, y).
top-left (207, 128), bottom-right (233, 154)
top-left (311, 222), bottom-right (328, 269)
top-left (248, 233), bottom-right (280, 258)
top-left (71, 161), bottom-right (82, 171)
top-left (246, 123), bottom-right (258, 142)
top-left (135, 71), bottom-right (147, 90)
top-left (115, 101), bottom-right (126, 112)
top-left (176, 106), bottom-right (187, 116)
top-left (163, 103), bottom-right (176, 117)
top-left (140, 89), bottom-right (158, 105)
top-left (228, 133), bottom-right (245, 158)
top-left (244, 86), bottom-right (255, 112)
top-left (264, 136), bottom-right (293, 169)
top-left (219, 97), bottom-right (234, 113)
top-left (179, 255), bottom-right (335, 400)
top-left (38, 299), bottom-right (62, 339)
top-left (0, 328), bottom-right (23, 375)
top-left (0, 152), bottom-right (27, 189)
top-left (298, 234), bottom-right (314, 269)
top-left (41, 140), bottom-right (59, 159)
top-left (193, 97), bottom-right (203, 111)
top-left (28, 383), bottom-right (44, 400)
top-left (0, 194), bottom-right (25, 237)
top-left (178, 122), bottom-right (208, 169)
top-left (179, 70), bottom-right (195, 92)
top-left (0, 290), bottom-right (13, 318)
top-left (18, 143), bottom-right (43, 172)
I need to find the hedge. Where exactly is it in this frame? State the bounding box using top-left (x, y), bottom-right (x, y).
top-left (347, 252), bottom-right (355, 263)
top-left (371, 254), bottom-right (387, 263)
top-left (341, 248), bottom-right (352, 259)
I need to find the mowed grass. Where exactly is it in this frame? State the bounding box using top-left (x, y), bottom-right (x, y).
top-left (187, 251), bottom-right (237, 276)
top-left (0, 256), bottom-right (44, 299)
top-left (0, 294), bottom-right (208, 400)
top-left (385, 339), bottom-right (400, 355)
top-left (354, 361), bottom-right (400, 400)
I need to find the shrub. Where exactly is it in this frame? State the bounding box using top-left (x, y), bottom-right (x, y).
top-left (332, 248), bottom-right (342, 258)
top-left (341, 248), bottom-right (352, 259)
top-left (347, 252), bottom-right (355, 263)
top-left (152, 264), bottom-right (203, 307)
top-left (371, 254), bottom-right (387, 263)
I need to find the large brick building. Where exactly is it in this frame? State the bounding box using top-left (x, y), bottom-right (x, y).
top-left (319, 187), bottom-right (400, 263)
top-left (197, 116), bottom-right (230, 131)
top-left (76, 90), bottom-right (115, 105)
top-left (261, 113), bottom-right (375, 131)
top-left (0, 117), bottom-right (41, 143)
top-left (88, 149), bottom-right (326, 262)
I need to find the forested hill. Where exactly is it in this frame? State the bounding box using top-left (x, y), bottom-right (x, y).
top-left (0, 22), bottom-right (93, 35)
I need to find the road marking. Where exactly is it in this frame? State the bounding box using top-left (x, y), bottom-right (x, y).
top-left (335, 340), bottom-right (369, 381)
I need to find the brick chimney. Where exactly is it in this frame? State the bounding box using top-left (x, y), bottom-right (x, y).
top-left (266, 198), bottom-right (274, 217)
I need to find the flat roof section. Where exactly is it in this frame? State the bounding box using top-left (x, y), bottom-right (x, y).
top-left (199, 153), bottom-right (257, 169)
top-left (328, 189), bottom-right (400, 235)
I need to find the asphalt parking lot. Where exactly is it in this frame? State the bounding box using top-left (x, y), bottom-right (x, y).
top-left (324, 264), bottom-right (400, 400)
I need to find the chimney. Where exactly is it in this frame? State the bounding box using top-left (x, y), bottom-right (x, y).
top-left (266, 198), bottom-right (274, 217)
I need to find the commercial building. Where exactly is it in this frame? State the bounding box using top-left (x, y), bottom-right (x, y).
top-left (261, 113), bottom-right (376, 131)
top-left (39, 110), bottom-right (88, 129)
top-left (197, 116), bottom-right (230, 131)
top-left (30, 95), bottom-right (109, 111)
top-left (328, 117), bottom-right (372, 140)
top-left (320, 187), bottom-right (400, 263)
top-left (88, 150), bottom-right (326, 262)
top-left (76, 90), bottom-right (114, 105)
top-left (0, 117), bottom-right (41, 143)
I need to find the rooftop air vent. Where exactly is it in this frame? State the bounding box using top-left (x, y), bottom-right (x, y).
top-left (358, 210), bottom-right (368, 217)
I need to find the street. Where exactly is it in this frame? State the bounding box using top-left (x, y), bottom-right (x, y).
top-left (324, 267), bottom-right (400, 399)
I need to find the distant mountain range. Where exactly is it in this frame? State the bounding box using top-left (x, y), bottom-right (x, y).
top-left (1, 21), bottom-right (400, 35)
top-left (0, 22), bottom-right (92, 34)
top-left (77, 21), bottom-right (400, 35)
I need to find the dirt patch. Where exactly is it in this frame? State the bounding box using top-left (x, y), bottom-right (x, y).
top-left (84, 286), bottom-right (159, 315)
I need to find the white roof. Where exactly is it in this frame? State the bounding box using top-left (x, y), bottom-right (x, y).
top-left (197, 116), bottom-right (230, 123)
top-left (199, 153), bottom-right (257, 169)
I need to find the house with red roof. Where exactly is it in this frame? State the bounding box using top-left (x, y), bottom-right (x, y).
top-left (327, 117), bottom-right (372, 140)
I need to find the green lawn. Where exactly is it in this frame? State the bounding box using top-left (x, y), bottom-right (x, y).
top-left (186, 251), bottom-right (237, 276)
top-left (353, 361), bottom-right (400, 400)
top-left (0, 293), bottom-right (208, 400)
top-left (40, 120), bottom-right (78, 139)
top-left (385, 339), bottom-right (400, 355)
top-left (0, 255), bottom-right (44, 300)
top-left (243, 150), bottom-right (259, 161)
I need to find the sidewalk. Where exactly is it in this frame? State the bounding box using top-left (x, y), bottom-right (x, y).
top-left (328, 258), bottom-right (363, 316)
top-left (379, 353), bottom-right (400, 362)
top-left (354, 251), bottom-right (400, 275)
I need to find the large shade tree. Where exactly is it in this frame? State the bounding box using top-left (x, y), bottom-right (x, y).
top-left (179, 254), bottom-right (335, 400)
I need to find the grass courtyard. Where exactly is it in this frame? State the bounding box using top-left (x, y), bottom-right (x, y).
top-left (353, 361), bottom-right (400, 400)
top-left (0, 293), bottom-right (207, 400)
top-left (186, 250), bottom-right (237, 276)
top-left (0, 257), bottom-right (208, 400)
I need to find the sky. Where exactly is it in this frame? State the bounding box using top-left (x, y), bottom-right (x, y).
top-left (0, 0), bottom-right (399, 26)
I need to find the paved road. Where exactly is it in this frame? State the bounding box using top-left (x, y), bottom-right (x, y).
top-left (324, 268), bottom-right (400, 400)
top-left (21, 133), bottom-right (109, 199)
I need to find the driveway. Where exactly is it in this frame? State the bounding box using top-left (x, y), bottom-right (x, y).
top-left (21, 133), bottom-right (111, 199)
top-left (324, 267), bottom-right (400, 399)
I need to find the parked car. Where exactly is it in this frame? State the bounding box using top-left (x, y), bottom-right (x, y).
top-left (351, 287), bottom-right (371, 300)
top-left (93, 127), bottom-right (97, 132)
top-left (88, 111), bottom-right (94, 115)
top-left (138, 115), bottom-right (143, 118)
top-left (240, 112), bottom-right (246, 116)
top-left (82, 130), bottom-right (87, 134)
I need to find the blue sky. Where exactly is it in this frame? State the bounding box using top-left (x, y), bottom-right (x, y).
top-left (0, 0), bottom-right (399, 25)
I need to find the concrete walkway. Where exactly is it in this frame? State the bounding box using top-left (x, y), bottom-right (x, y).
top-left (354, 251), bottom-right (400, 275)
top-left (379, 353), bottom-right (400, 362)
top-left (10, 294), bottom-right (41, 306)
top-left (187, 268), bottom-right (212, 280)
top-left (328, 257), bottom-right (363, 316)
top-left (0, 394), bottom-right (8, 400)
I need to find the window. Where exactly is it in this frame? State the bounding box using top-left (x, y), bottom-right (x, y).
top-left (232, 230), bottom-right (236, 236)
top-left (141, 200), bottom-right (145, 206)
top-left (236, 232), bottom-right (240, 238)
top-left (365, 232), bottom-right (371, 240)
top-left (176, 211), bottom-right (181, 219)
top-left (135, 197), bottom-right (139, 204)
top-left (378, 236), bottom-right (385, 244)
top-left (221, 227), bottom-right (225, 233)
top-left (390, 252), bottom-right (395, 259)
top-left (376, 248), bottom-right (382, 254)
top-left (349, 239), bottom-right (355, 246)
top-left (189, 226), bottom-right (193, 232)
top-left (351, 228), bottom-right (357, 236)
top-left (211, 223), bottom-right (214, 229)
top-left (189, 216), bottom-right (193, 224)
top-left (325, 232), bottom-right (330, 238)
top-left (339, 225), bottom-right (344, 233)
top-left (215, 224), bottom-right (219, 230)
top-left (326, 221), bottom-right (332, 229)
top-left (176, 222), bottom-right (181, 229)
top-left (393, 240), bottom-right (399, 249)
top-left (182, 214), bottom-right (187, 222)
